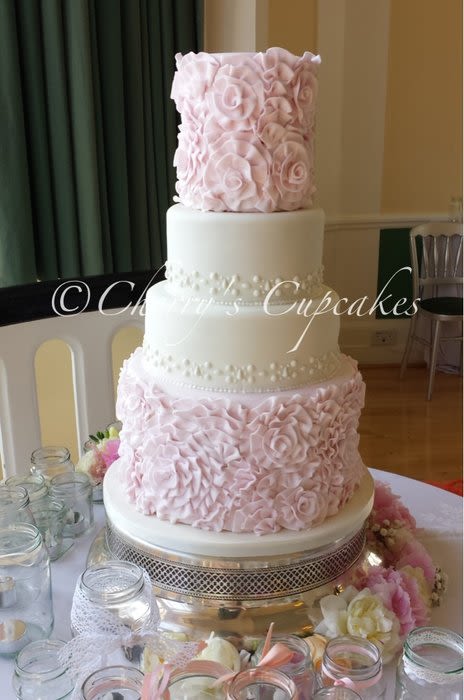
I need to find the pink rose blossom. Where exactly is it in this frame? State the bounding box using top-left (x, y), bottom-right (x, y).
top-left (371, 482), bottom-right (417, 531)
top-left (355, 566), bottom-right (431, 636)
top-left (208, 61), bottom-right (265, 131)
top-left (100, 438), bottom-right (120, 468)
top-left (271, 140), bottom-right (312, 210)
top-left (203, 135), bottom-right (271, 212)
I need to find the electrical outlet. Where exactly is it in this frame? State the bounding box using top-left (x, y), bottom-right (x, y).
top-left (371, 330), bottom-right (397, 346)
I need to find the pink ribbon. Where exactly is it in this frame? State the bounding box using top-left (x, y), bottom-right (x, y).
top-left (141, 623), bottom-right (294, 699)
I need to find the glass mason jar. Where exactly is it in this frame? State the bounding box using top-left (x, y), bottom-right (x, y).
top-left (168, 671), bottom-right (225, 699)
top-left (0, 485), bottom-right (35, 527)
top-left (50, 472), bottom-right (93, 537)
top-left (5, 474), bottom-right (49, 504)
top-left (0, 523), bottom-right (53, 655)
top-left (314, 688), bottom-right (362, 699)
top-left (254, 634), bottom-right (315, 699)
top-left (29, 498), bottom-right (68, 561)
top-left (72, 561), bottom-right (153, 637)
top-left (30, 446), bottom-right (74, 481)
top-left (320, 636), bottom-right (385, 699)
top-left (395, 626), bottom-right (463, 699)
top-left (13, 638), bottom-right (74, 699)
top-left (81, 666), bottom-right (144, 700)
top-left (226, 668), bottom-right (298, 699)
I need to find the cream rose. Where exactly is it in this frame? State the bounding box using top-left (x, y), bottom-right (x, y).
top-left (316, 586), bottom-right (402, 662)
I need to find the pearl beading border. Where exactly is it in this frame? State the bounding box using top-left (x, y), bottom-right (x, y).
top-left (165, 261), bottom-right (324, 305)
top-left (142, 343), bottom-right (341, 392)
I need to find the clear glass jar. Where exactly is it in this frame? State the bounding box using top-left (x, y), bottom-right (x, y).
top-left (226, 668), bottom-right (298, 699)
top-left (0, 523), bottom-right (53, 655)
top-left (0, 485), bottom-right (35, 527)
top-left (5, 474), bottom-right (49, 504)
top-left (81, 666), bottom-right (144, 699)
top-left (50, 472), bottom-right (93, 537)
top-left (13, 638), bottom-right (74, 699)
top-left (72, 561), bottom-right (153, 636)
top-left (29, 498), bottom-right (68, 561)
top-left (254, 634), bottom-right (315, 699)
top-left (320, 636), bottom-right (385, 699)
top-left (168, 671), bottom-right (225, 699)
top-left (314, 688), bottom-right (362, 699)
top-left (30, 446), bottom-right (74, 481)
top-left (395, 626), bottom-right (463, 699)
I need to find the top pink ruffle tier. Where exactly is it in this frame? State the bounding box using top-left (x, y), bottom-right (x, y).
top-left (171, 48), bottom-right (320, 213)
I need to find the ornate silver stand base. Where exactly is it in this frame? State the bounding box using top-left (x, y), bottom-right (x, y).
top-left (87, 520), bottom-right (369, 644)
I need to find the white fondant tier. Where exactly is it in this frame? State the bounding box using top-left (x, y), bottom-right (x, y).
top-left (165, 205), bottom-right (325, 304)
top-left (104, 459), bottom-right (374, 558)
top-left (116, 349), bottom-right (366, 534)
top-left (143, 281), bottom-right (341, 392)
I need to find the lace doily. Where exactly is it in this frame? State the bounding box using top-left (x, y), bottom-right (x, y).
top-left (61, 571), bottom-right (203, 699)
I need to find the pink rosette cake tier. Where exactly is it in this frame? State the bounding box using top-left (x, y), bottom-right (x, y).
top-left (171, 48), bottom-right (320, 213)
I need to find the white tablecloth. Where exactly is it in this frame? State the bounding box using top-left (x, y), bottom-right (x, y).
top-left (1, 469), bottom-right (462, 697)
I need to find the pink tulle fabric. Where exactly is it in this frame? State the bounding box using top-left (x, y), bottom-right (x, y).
top-left (170, 48), bottom-right (320, 213)
top-left (115, 348), bottom-right (365, 534)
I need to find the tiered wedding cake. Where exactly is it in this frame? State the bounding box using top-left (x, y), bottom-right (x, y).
top-left (104, 48), bottom-right (374, 637)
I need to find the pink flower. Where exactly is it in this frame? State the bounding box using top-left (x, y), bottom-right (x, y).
top-left (171, 52), bottom-right (219, 115)
top-left (290, 57), bottom-right (318, 128)
top-left (100, 438), bottom-right (120, 468)
top-left (371, 482), bottom-right (417, 531)
top-left (395, 538), bottom-right (436, 586)
top-left (202, 135), bottom-right (271, 212)
top-left (208, 60), bottom-right (265, 131)
top-left (271, 140), bottom-right (312, 210)
top-left (355, 566), bottom-right (430, 636)
top-left (275, 486), bottom-right (328, 530)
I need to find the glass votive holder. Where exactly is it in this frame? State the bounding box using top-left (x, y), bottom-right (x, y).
top-left (5, 474), bottom-right (49, 504)
top-left (0, 485), bottom-right (35, 527)
top-left (71, 561), bottom-right (154, 637)
top-left (167, 671), bottom-right (225, 699)
top-left (81, 665), bottom-right (144, 700)
top-left (320, 636), bottom-right (385, 699)
top-left (31, 446), bottom-right (74, 481)
top-left (254, 633), bottom-right (315, 700)
top-left (314, 688), bottom-right (362, 699)
top-left (29, 498), bottom-right (68, 561)
top-left (395, 626), bottom-right (463, 699)
top-left (50, 472), bottom-right (93, 538)
top-left (226, 668), bottom-right (298, 699)
top-left (12, 638), bottom-right (74, 699)
top-left (0, 523), bottom-right (53, 656)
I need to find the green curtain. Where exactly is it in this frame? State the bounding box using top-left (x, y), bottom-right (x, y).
top-left (0, 0), bottom-right (203, 287)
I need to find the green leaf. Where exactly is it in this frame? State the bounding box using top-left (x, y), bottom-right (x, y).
top-left (89, 435), bottom-right (99, 443)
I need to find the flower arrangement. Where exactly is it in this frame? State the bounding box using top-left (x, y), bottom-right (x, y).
top-left (76, 425), bottom-right (121, 486)
top-left (315, 481), bottom-right (448, 662)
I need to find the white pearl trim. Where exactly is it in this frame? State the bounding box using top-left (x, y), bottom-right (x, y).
top-left (165, 261), bottom-right (325, 305)
top-left (142, 342), bottom-right (341, 392)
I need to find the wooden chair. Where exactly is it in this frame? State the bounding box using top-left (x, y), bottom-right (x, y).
top-left (400, 222), bottom-right (463, 400)
top-left (0, 272), bottom-right (157, 477)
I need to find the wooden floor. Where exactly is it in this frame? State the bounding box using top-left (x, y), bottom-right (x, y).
top-left (358, 365), bottom-right (463, 483)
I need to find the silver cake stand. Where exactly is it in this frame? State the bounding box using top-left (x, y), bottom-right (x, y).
top-left (87, 469), bottom-right (375, 646)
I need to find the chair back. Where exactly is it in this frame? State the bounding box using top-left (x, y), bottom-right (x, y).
top-left (409, 222), bottom-right (463, 299)
top-left (0, 272), bottom-right (159, 477)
